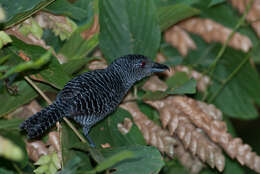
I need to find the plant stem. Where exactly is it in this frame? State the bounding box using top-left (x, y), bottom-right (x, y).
top-left (202, 0), bottom-right (253, 101)
top-left (207, 0), bottom-right (253, 77)
top-left (208, 52), bottom-right (251, 103)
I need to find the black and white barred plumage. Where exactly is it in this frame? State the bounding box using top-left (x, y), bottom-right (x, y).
top-left (20, 54), bottom-right (168, 146)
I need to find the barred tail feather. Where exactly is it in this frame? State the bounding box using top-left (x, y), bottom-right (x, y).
top-left (20, 102), bottom-right (64, 139)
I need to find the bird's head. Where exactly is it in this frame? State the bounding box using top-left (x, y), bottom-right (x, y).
top-left (109, 54), bottom-right (169, 83)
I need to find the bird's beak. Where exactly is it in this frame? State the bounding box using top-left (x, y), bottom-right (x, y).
top-left (151, 62), bottom-right (170, 72)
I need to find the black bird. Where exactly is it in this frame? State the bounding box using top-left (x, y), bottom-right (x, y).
top-left (20, 54), bottom-right (169, 146)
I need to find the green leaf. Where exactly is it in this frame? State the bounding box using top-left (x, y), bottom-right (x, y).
top-left (0, 0), bottom-right (55, 29)
top-left (61, 58), bottom-right (89, 75)
top-left (57, 157), bottom-right (82, 174)
top-left (0, 118), bottom-right (23, 130)
top-left (0, 48), bottom-right (52, 79)
top-left (101, 145), bottom-right (164, 174)
top-left (61, 122), bottom-right (83, 166)
top-left (166, 72), bottom-right (197, 94)
top-left (93, 150), bottom-right (134, 173)
top-left (158, 4), bottom-right (200, 31)
top-left (0, 80), bottom-right (54, 117)
top-left (45, 0), bottom-right (89, 22)
top-left (208, 0), bottom-right (226, 7)
top-left (142, 91), bottom-right (168, 101)
top-left (90, 108), bottom-right (146, 147)
top-left (61, 122), bottom-right (102, 168)
top-left (99, 0), bottom-right (161, 62)
top-left (59, 33), bottom-right (99, 60)
top-left (0, 31), bottom-right (12, 49)
top-left (9, 36), bottom-right (71, 89)
top-left (184, 35), bottom-right (260, 119)
top-left (0, 168), bottom-right (15, 174)
top-left (142, 72), bottom-right (197, 100)
top-left (208, 48), bottom-right (259, 119)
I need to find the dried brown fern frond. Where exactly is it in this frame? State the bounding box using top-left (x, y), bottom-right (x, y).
top-left (120, 101), bottom-right (177, 157)
top-left (230, 0), bottom-right (260, 38)
top-left (170, 96), bottom-right (260, 173)
top-left (174, 137), bottom-right (205, 174)
top-left (120, 100), bottom-right (204, 173)
top-left (164, 26), bottom-right (197, 56)
top-left (146, 99), bottom-right (225, 171)
top-left (179, 17), bottom-right (252, 52)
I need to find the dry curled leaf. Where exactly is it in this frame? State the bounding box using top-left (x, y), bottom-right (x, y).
top-left (164, 26), bottom-right (196, 56)
top-left (179, 17), bottom-right (252, 52)
top-left (26, 140), bottom-right (48, 162)
top-left (81, 15), bottom-right (100, 40)
top-left (88, 58), bottom-right (107, 70)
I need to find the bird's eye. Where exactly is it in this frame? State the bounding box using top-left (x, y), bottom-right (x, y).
top-left (140, 61), bottom-right (146, 68)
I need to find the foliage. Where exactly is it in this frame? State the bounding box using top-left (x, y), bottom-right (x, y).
top-left (0, 0), bottom-right (260, 174)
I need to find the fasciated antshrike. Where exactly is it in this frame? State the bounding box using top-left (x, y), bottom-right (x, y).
top-left (20, 54), bottom-right (169, 146)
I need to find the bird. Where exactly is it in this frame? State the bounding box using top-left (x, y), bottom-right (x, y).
top-left (20, 54), bottom-right (169, 147)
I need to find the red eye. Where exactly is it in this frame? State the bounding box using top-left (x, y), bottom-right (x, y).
top-left (141, 61), bottom-right (146, 68)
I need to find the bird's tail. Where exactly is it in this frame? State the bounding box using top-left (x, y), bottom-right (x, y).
top-left (20, 101), bottom-right (65, 139)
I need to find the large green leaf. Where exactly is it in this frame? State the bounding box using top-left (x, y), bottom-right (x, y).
top-left (9, 36), bottom-right (71, 89)
top-left (101, 145), bottom-right (164, 174)
top-left (60, 122), bottom-right (93, 170)
top-left (184, 35), bottom-right (260, 119)
top-left (158, 4), bottom-right (200, 31)
top-left (208, 0), bottom-right (226, 7)
top-left (0, 0), bottom-right (55, 29)
top-left (142, 72), bottom-right (197, 101)
top-left (45, 0), bottom-right (89, 22)
top-left (99, 0), bottom-right (161, 62)
top-left (58, 33), bottom-right (99, 60)
top-left (90, 108), bottom-right (146, 147)
top-left (0, 118), bottom-right (23, 130)
top-left (0, 168), bottom-right (15, 174)
top-left (0, 80), bottom-right (54, 117)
